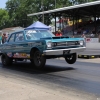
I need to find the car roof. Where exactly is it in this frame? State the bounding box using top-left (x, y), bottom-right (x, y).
top-left (10, 29), bottom-right (24, 34)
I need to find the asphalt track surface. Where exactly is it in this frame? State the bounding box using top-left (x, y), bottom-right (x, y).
top-left (0, 57), bottom-right (100, 100)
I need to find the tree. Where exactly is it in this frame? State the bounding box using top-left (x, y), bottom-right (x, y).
top-left (0, 9), bottom-right (10, 29)
top-left (6, 0), bottom-right (34, 27)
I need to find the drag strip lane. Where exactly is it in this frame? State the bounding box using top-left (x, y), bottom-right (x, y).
top-left (0, 59), bottom-right (100, 100)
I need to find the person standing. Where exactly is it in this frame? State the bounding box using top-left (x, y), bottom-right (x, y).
top-left (2, 33), bottom-right (7, 44)
top-left (0, 32), bottom-right (2, 44)
top-left (81, 33), bottom-right (86, 41)
top-left (55, 30), bottom-right (62, 36)
top-left (81, 34), bottom-right (86, 47)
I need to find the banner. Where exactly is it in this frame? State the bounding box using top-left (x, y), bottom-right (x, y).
top-left (86, 38), bottom-right (99, 43)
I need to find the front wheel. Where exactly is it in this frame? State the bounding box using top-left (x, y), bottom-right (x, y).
top-left (1, 54), bottom-right (13, 66)
top-left (64, 53), bottom-right (77, 64)
top-left (31, 50), bottom-right (46, 69)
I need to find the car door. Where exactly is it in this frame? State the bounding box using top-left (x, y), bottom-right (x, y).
top-left (14, 32), bottom-right (28, 53)
top-left (4, 33), bottom-right (15, 53)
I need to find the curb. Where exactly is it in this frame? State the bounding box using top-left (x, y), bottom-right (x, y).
top-left (78, 54), bottom-right (100, 59)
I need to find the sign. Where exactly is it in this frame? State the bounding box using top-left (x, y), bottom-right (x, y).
top-left (86, 38), bottom-right (99, 43)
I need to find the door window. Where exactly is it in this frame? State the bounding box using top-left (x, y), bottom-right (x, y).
top-left (15, 32), bottom-right (24, 42)
top-left (8, 34), bottom-right (15, 43)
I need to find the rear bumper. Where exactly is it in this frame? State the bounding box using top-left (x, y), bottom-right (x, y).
top-left (43, 47), bottom-right (86, 55)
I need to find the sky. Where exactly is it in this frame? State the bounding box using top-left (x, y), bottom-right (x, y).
top-left (0, 0), bottom-right (8, 9)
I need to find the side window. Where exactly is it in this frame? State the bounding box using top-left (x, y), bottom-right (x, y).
top-left (15, 32), bottom-right (24, 42)
top-left (8, 34), bottom-right (15, 43)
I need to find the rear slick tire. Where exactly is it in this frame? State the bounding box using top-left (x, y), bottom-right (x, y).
top-left (31, 50), bottom-right (46, 69)
top-left (1, 54), bottom-right (13, 66)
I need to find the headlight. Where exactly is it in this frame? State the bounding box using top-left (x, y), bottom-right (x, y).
top-left (80, 40), bottom-right (84, 46)
top-left (47, 42), bottom-right (52, 49)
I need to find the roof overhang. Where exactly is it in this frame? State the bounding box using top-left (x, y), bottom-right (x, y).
top-left (27, 1), bottom-right (100, 17)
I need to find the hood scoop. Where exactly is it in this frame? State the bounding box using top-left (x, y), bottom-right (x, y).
top-left (40, 36), bottom-right (69, 40)
top-left (52, 36), bottom-right (69, 39)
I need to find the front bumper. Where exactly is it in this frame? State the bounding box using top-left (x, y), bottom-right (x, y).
top-left (43, 47), bottom-right (86, 55)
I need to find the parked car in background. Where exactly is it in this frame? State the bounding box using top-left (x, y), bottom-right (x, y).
top-left (0, 29), bottom-right (86, 68)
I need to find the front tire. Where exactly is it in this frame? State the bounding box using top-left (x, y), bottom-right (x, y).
top-left (1, 54), bottom-right (13, 66)
top-left (64, 53), bottom-right (77, 64)
top-left (31, 50), bottom-right (46, 69)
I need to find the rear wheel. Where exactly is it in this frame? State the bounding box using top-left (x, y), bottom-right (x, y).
top-left (64, 53), bottom-right (77, 64)
top-left (1, 54), bottom-right (13, 66)
top-left (31, 50), bottom-right (46, 69)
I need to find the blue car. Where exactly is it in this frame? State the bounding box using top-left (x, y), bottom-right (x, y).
top-left (0, 29), bottom-right (86, 68)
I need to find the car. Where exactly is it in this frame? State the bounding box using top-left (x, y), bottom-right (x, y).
top-left (0, 29), bottom-right (86, 68)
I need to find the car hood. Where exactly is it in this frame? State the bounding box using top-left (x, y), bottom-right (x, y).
top-left (40, 37), bottom-right (84, 42)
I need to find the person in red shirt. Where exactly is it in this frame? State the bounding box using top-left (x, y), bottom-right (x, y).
top-left (55, 30), bottom-right (62, 36)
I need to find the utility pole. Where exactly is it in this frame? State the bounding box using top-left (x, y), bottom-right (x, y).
top-left (87, 0), bottom-right (88, 3)
top-left (55, 0), bottom-right (56, 8)
top-left (55, 0), bottom-right (56, 33)
top-left (42, 0), bottom-right (44, 23)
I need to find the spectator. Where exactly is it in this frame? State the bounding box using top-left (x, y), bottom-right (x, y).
top-left (83, 30), bottom-right (87, 34)
top-left (90, 33), bottom-right (94, 37)
top-left (55, 30), bottom-right (62, 36)
top-left (0, 32), bottom-right (2, 44)
top-left (81, 33), bottom-right (86, 40)
top-left (74, 31), bottom-right (77, 35)
top-left (72, 35), bottom-right (74, 38)
top-left (2, 33), bottom-right (7, 44)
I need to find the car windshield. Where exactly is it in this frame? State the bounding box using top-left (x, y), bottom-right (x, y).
top-left (25, 30), bottom-right (55, 40)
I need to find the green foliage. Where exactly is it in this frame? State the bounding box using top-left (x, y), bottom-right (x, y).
top-left (0, 9), bottom-right (9, 29)
top-left (6, 0), bottom-right (34, 27)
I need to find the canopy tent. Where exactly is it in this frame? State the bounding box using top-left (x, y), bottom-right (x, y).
top-left (25, 21), bottom-right (49, 30)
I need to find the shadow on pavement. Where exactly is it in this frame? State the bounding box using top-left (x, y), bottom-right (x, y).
top-left (0, 61), bottom-right (75, 74)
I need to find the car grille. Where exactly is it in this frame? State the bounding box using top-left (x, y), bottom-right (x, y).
top-left (52, 41), bottom-right (80, 47)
